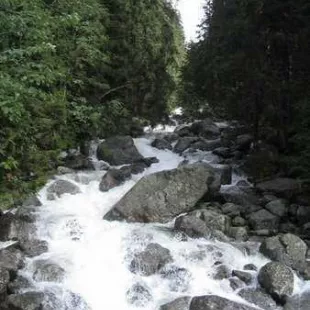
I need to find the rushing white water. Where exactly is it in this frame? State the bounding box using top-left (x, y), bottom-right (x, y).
top-left (20, 132), bottom-right (310, 310)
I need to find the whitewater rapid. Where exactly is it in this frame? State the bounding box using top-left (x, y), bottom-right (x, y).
top-left (20, 133), bottom-right (309, 309)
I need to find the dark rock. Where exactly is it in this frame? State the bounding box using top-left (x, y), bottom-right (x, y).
top-left (138, 156), bottom-right (159, 167)
top-left (99, 169), bottom-right (129, 192)
top-left (265, 199), bottom-right (288, 217)
top-left (130, 243), bottom-right (173, 276)
top-left (174, 125), bottom-right (192, 137)
top-left (160, 297), bottom-right (191, 310)
top-left (7, 291), bottom-right (45, 310)
top-left (174, 137), bottom-right (198, 154)
top-left (199, 209), bottom-right (230, 233)
top-left (190, 138), bottom-right (222, 152)
top-left (163, 133), bottom-right (179, 143)
top-left (258, 262), bottom-right (294, 303)
top-left (259, 233), bottom-right (307, 272)
top-left (232, 270), bottom-right (253, 284)
top-left (33, 260), bottom-right (65, 282)
top-left (47, 180), bottom-right (81, 197)
top-left (256, 178), bottom-right (302, 199)
top-left (104, 163), bottom-right (220, 223)
top-left (296, 205), bottom-right (310, 225)
top-left (190, 295), bottom-right (257, 310)
top-left (212, 164), bottom-right (232, 185)
top-left (15, 206), bottom-right (37, 223)
top-left (221, 203), bottom-right (242, 217)
top-left (126, 283), bottom-right (152, 307)
top-left (0, 248), bottom-right (24, 278)
top-left (303, 222), bottom-right (310, 238)
top-left (97, 136), bottom-right (143, 165)
top-left (19, 240), bottom-right (48, 257)
top-left (151, 139), bottom-right (172, 150)
top-left (213, 147), bottom-right (232, 158)
top-left (284, 291), bottom-right (310, 310)
top-left (0, 213), bottom-right (15, 241)
top-left (214, 264), bottom-right (231, 280)
top-left (244, 264), bottom-right (257, 271)
top-left (64, 153), bottom-right (93, 170)
top-left (130, 163), bottom-right (146, 175)
top-left (174, 215), bottom-right (209, 238)
top-left (190, 119), bottom-right (220, 139)
top-left (235, 134), bottom-right (253, 151)
top-left (22, 195), bottom-right (42, 207)
top-left (8, 275), bottom-right (33, 294)
top-left (160, 266), bottom-right (191, 292)
top-left (238, 288), bottom-right (279, 310)
top-left (248, 209), bottom-right (280, 230)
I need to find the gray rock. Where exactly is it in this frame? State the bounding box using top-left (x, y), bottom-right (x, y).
top-left (228, 227), bottom-right (248, 241)
top-left (0, 267), bottom-right (10, 300)
top-left (163, 133), bottom-right (179, 143)
top-left (212, 164), bottom-right (232, 185)
top-left (64, 153), bottom-right (93, 170)
top-left (259, 233), bottom-right (307, 272)
top-left (190, 295), bottom-right (257, 310)
top-left (99, 169), bottom-right (129, 192)
top-left (8, 275), bottom-right (33, 294)
top-left (22, 195), bottom-right (42, 207)
top-left (199, 209), bottom-right (230, 233)
top-left (130, 243), bottom-right (173, 276)
top-left (190, 138), bottom-right (222, 152)
top-left (126, 283), bottom-right (152, 307)
top-left (232, 216), bottom-right (246, 226)
top-left (15, 206), bottom-right (37, 223)
top-left (7, 291), bottom-right (44, 310)
top-left (151, 139), bottom-right (172, 150)
top-left (221, 203), bottom-right (242, 217)
top-left (238, 288), bottom-right (279, 310)
top-left (229, 277), bottom-right (245, 290)
top-left (160, 266), bottom-right (191, 292)
top-left (214, 265), bottom-right (231, 280)
top-left (174, 215), bottom-right (210, 238)
top-left (160, 297), bottom-right (191, 310)
top-left (20, 240), bottom-right (48, 257)
top-left (284, 291), bottom-right (310, 310)
top-left (265, 199), bottom-right (288, 217)
top-left (104, 163), bottom-right (220, 223)
top-left (97, 136), bottom-right (143, 165)
top-left (256, 178), bottom-right (302, 199)
top-left (244, 264), bottom-right (257, 271)
top-left (248, 209), bottom-right (279, 230)
top-left (258, 262), bottom-right (294, 303)
top-left (174, 125), bottom-right (192, 137)
top-left (0, 248), bottom-right (24, 277)
top-left (56, 166), bottom-right (74, 175)
top-left (174, 137), bottom-right (199, 154)
top-left (232, 270), bottom-right (253, 284)
top-left (33, 260), bottom-right (65, 282)
top-left (47, 180), bottom-right (81, 197)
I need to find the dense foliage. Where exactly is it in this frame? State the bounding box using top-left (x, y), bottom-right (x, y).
top-left (0, 0), bottom-right (184, 207)
top-left (180, 0), bottom-right (310, 174)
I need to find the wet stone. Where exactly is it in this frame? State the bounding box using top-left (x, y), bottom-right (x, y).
top-left (126, 283), bottom-right (152, 307)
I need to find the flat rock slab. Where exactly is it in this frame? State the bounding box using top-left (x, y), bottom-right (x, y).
top-left (104, 163), bottom-right (220, 223)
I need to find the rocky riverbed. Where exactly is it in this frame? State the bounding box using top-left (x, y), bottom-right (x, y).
top-left (0, 118), bottom-right (310, 309)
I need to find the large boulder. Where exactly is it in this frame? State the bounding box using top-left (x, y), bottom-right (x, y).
top-left (235, 134), bottom-right (254, 151)
top-left (104, 163), bottom-right (220, 223)
top-left (190, 295), bottom-right (257, 310)
top-left (0, 213), bottom-right (15, 241)
top-left (96, 136), bottom-right (143, 165)
top-left (129, 243), bottom-right (172, 276)
top-left (99, 169), bottom-right (130, 192)
top-left (47, 180), bottom-right (81, 198)
top-left (0, 267), bottom-right (10, 301)
top-left (212, 164), bottom-right (232, 185)
top-left (19, 239), bottom-right (48, 257)
top-left (190, 138), bottom-right (222, 152)
top-left (259, 233), bottom-right (307, 272)
top-left (256, 178), bottom-right (302, 198)
top-left (160, 297), bottom-right (191, 310)
top-left (258, 262), bottom-right (294, 303)
top-left (296, 205), bottom-right (310, 225)
top-left (22, 195), bottom-right (42, 207)
top-left (265, 199), bottom-right (288, 217)
top-left (7, 291), bottom-right (45, 310)
top-left (0, 248), bottom-right (24, 277)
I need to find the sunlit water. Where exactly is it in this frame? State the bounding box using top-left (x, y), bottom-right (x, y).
top-left (19, 132), bottom-right (310, 309)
